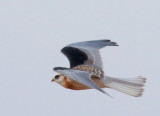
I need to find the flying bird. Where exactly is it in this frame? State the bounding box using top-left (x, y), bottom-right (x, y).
top-left (52, 40), bottom-right (146, 97)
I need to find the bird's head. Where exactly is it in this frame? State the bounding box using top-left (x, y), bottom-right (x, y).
top-left (51, 74), bottom-right (65, 84)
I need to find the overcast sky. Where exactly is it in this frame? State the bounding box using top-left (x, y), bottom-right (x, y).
top-left (0, 0), bottom-right (160, 116)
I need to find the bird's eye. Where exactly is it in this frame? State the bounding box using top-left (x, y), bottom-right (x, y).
top-left (55, 75), bottom-right (60, 79)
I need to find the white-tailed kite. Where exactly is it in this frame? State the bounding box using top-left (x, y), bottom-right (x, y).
top-left (52, 40), bottom-right (146, 97)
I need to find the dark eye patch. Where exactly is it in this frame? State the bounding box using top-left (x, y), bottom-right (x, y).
top-left (55, 75), bottom-right (60, 79)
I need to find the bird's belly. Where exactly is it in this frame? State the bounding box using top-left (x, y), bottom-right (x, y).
top-left (64, 80), bottom-right (90, 90)
top-left (63, 76), bottom-right (106, 90)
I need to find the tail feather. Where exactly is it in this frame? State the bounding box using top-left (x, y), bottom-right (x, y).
top-left (104, 76), bottom-right (146, 97)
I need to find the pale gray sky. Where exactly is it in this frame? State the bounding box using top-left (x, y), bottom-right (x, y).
top-left (0, 0), bottom-right (160, 116)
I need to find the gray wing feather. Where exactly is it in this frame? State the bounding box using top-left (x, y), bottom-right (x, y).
top-left (69, 40), bottom-right (118, 50)
top-left (55, 68), bottom-right (111, 96)
top-left (76, 47), bottom-right (103, 70)
top-left (68, 40), bottom-right (118, 70)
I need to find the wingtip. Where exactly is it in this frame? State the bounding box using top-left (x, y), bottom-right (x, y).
top-left (102, 39), bottom-right (119, 46)
top-left (112, 42), bottom-right (119, 46)
top-left (104, 91), bottom-right (113, 98)
top-left (100, 88), bottom-right (113, 98)
top-left (53, 67), bottom-right (57, 71)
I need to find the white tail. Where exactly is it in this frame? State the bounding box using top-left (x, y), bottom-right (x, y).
top-left (104, 76), bottom-right (146, 97)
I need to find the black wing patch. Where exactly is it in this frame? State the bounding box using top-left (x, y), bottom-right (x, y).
top-left (61, 46), bottom-right (88, 68)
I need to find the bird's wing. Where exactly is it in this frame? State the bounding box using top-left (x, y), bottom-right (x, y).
top-left (61, 40), bottom-right (118, 69)
top-left (53, 67), bottom-right (111, 96)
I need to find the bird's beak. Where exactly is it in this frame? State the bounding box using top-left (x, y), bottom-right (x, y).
top-left (51, 78), bottom-right (54, 82)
